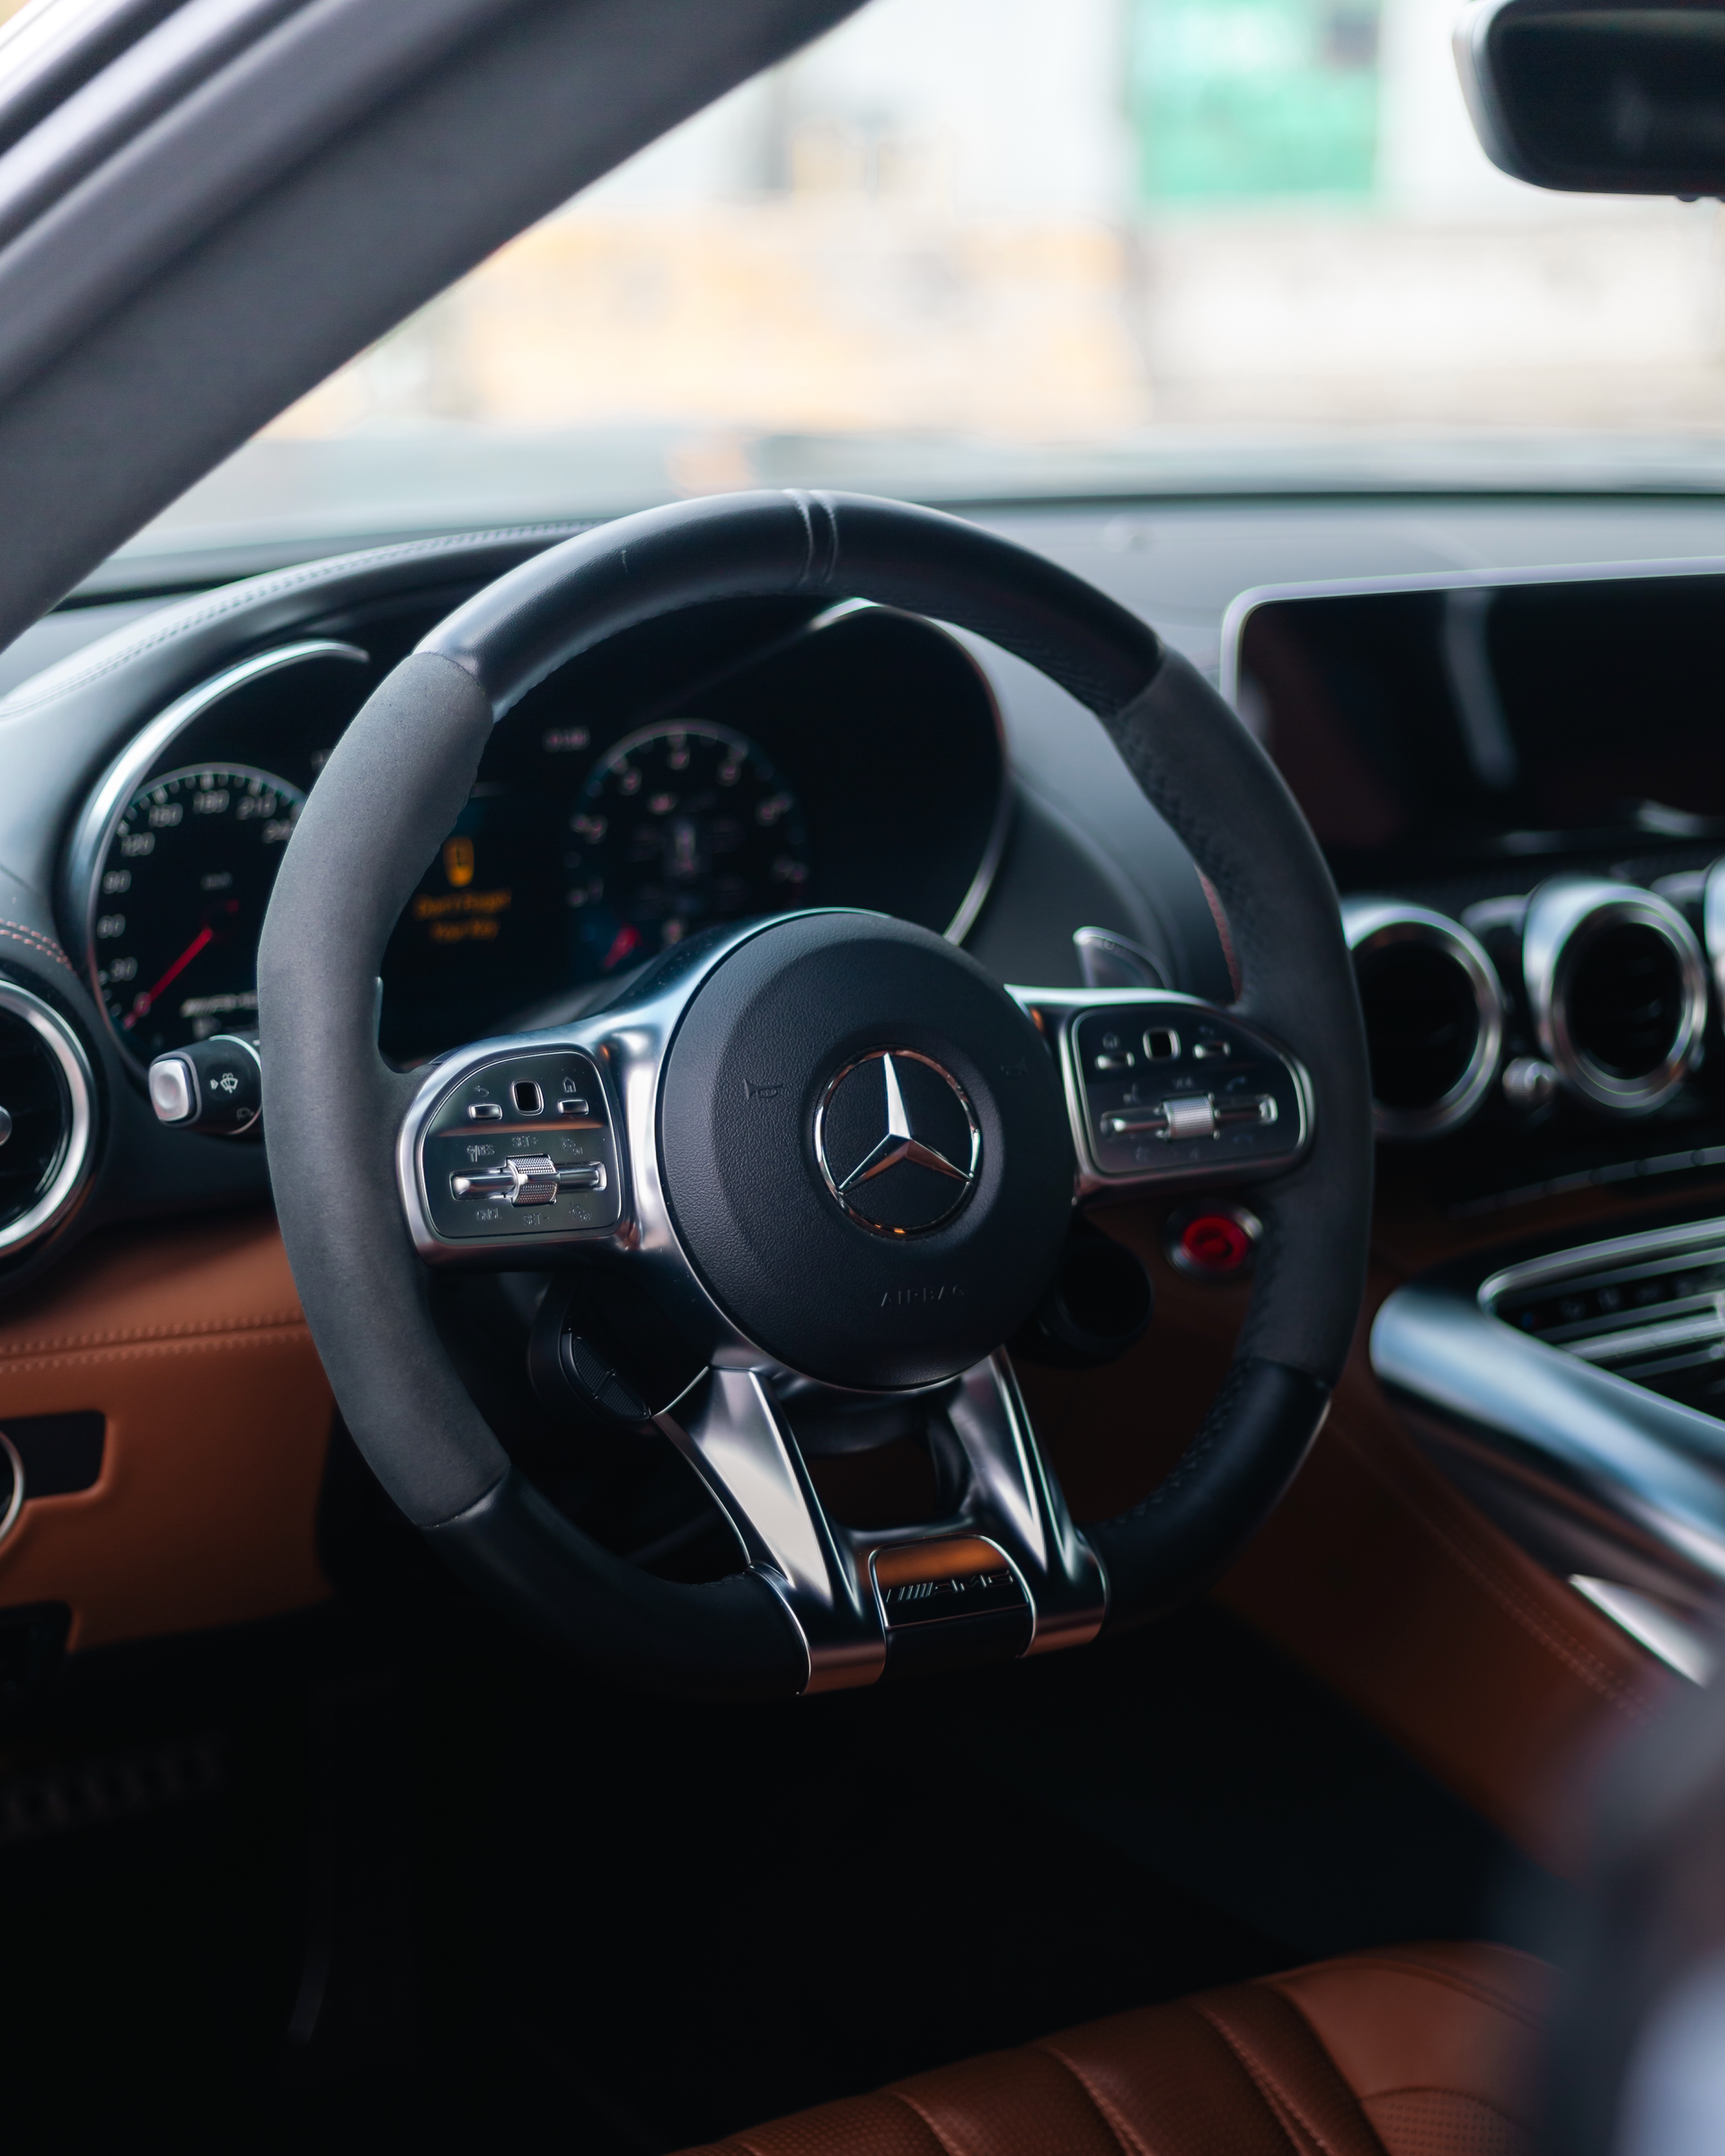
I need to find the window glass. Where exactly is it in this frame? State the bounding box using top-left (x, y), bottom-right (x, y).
top-left (135, 0), bottom-right (1725, 550)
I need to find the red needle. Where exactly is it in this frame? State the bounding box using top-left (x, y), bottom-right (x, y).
top-left (123, 924), bottom-right (214, 1028)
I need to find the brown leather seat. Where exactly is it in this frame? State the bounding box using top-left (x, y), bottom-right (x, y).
top-left (680, 1942), bottom-right (1546, 2156)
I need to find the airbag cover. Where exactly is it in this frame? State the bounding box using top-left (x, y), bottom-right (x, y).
top-left (659, 914), bottom-right (1072, 1388)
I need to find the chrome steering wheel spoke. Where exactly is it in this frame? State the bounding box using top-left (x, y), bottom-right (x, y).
top-left (657, 1352), bottom-right (1106, 1692)
top-left (1010, 985), bottom-right (1312, 1199)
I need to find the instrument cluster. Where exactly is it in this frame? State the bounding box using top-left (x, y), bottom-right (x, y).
top-left (61, 596), bottom-right (1009, 1075)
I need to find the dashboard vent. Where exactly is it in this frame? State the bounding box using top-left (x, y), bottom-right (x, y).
top-left (1567, 923), bottom-right (1685, 1079)
top-left (1490, 1226), bottom-right (1725, 1420)
top-left (1521, 879), bottom-right (1707, 1114)
top-left (0, 987), bottom-right (93, 1253)
top-left (1341, 900), bottom-right (1504, 1141)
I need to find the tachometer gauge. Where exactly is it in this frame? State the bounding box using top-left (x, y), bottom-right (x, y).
top-left (567, 722), bottom-right (810, 972)
top-left (90, 764), bottom-right (305, 1066)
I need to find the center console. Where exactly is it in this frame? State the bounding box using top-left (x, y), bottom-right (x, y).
top-left (1232, 563), bottom-right (1725, 1677)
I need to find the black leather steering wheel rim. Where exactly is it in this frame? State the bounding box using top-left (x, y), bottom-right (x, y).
top-left (257, 490), bottom-right (1372, 1698)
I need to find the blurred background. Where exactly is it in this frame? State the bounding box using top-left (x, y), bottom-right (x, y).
top-left (12, 0), bottom-right (1725, 546)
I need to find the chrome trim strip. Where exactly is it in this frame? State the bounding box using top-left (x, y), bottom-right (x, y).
top-left (0, 984), bottom-right (95, 1257)
top-left (1483, 1216), bottom-right (1725, 1303)
top-left (1521, 878), bottom-right (1707, 1113)
top-left (63, 640), bottom-right (367, 1074)
top-left (1340, 897), bottom-right (1505, 1141)
top-left (0, 1428), bottom-right (22, 1550)
top-left (1566, 1312), bottom-right (1723, 1365)
top-left (1703, 858), bottom-right (1725, 1013)
top-left (817, 606), bottom-right (1010, 950)
top-left (1570, 1575), bottom-right (1715, 1685)
top-left (816, 605), bottom-right (1009, 950)
top-left (941, 631), bottom-right (1013, 947)
top-left (1373, 1267), bottom-right (1725, 1586)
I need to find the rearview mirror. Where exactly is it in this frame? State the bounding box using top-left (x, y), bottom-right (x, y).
top-left (1456, 0), bottom-right (1725, 195)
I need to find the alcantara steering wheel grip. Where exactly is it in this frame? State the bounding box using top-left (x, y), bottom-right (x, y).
top-left (256, 491), bottom-right (1372, 1700)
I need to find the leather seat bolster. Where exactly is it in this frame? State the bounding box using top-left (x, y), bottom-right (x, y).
top-left (677, 1943), bottom-right (1549, 2156)
top-left (1266, 1941), bottom-right (1548, 2155)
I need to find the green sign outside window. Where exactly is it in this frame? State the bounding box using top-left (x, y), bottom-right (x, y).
top-left (1132, 0), bottom-right (1381, 201)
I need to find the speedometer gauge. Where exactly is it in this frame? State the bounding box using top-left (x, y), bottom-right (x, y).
top-left (90, 764), bottom-right (305, 1066)
top-left (567, 721), bottom-right (810, 971)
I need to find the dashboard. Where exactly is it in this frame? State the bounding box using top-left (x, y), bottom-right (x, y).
top-left (3, 497), bottom-right (1725, 1287)
top-left (6, 491), bottom-right (1725, 1809)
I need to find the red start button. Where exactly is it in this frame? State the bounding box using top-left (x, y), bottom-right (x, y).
top-left (1172, 1209), bottom-right (1258, 1277)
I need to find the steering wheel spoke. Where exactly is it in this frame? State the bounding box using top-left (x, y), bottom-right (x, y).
top-left (656, 1354), bottom-right (1106, 1692)
top-left (1010, 986), bottom-right (1312, 1198)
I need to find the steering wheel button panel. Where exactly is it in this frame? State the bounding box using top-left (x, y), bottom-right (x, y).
top-left (1075, 1003), bottom-right (1304, 1181)
top-left (1010, 992), bottom-right (1311, 1193)
top-left (418, 1049), bottom-right (618, 1243)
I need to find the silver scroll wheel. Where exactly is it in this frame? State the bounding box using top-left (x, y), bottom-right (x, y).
top-left (0, 1104), bottom-right (14, 1146)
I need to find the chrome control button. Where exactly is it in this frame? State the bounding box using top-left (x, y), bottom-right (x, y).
top-left (1501, 1056), bottom-right (1558, 1111)
top-left (450, 1168), bottom-right (513, 1200)
top-left (148, 1056), bottom-right (194, 1125)
top-left (1100, 1092), bottom-right (1276, 1142)
top-left (505, 1153), bottom-right (560, 1206)
top-left (0, 985), bottom-right (96, 1255)
top-left (1158, 1100), bottom-right (1213, 1139)
top-left (450, 1153), bottom-right (606, 1206)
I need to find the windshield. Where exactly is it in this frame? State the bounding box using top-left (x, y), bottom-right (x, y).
top-left (116, 0), bottom-right (1725, 558)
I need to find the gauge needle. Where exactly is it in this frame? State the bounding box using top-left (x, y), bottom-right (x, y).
top-left (124, 924), bottom-right (214, 1027)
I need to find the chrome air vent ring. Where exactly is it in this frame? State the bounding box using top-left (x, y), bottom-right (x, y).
top-left (1341, 898), bottom-right (1505, 1141)
top-left (1523, 879), bottom-right (1707, 1115)
top-left (0, 984), bottom-right (96, 1254)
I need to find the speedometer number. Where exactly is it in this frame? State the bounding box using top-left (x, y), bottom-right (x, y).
top-left (91, 764), bottom-right (306, 1068)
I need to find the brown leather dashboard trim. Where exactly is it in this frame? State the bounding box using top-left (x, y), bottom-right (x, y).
top-left (1021, 1202), bottom-right (1674, 1873)
top-left (0, 1207), bottom-right (332, 1650)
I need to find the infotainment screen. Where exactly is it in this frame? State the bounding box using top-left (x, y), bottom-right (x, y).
top-left (1231, 571), bottom-right (1725, 887)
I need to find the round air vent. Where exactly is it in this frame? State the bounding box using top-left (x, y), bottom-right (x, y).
top-left (1341, 900), bottom-right (1505, 1141)
top-left (0, 985), bottom-right (95, 1252)
top-left (1522, 879), bottom-right (1706, 1113)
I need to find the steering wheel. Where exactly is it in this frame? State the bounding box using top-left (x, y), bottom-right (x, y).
top-left (256, 491), bottom-right (1372, 1699)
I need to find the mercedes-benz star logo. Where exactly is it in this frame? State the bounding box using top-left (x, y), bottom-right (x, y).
top-left (813, 1049), bottom-right (981, 1236)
